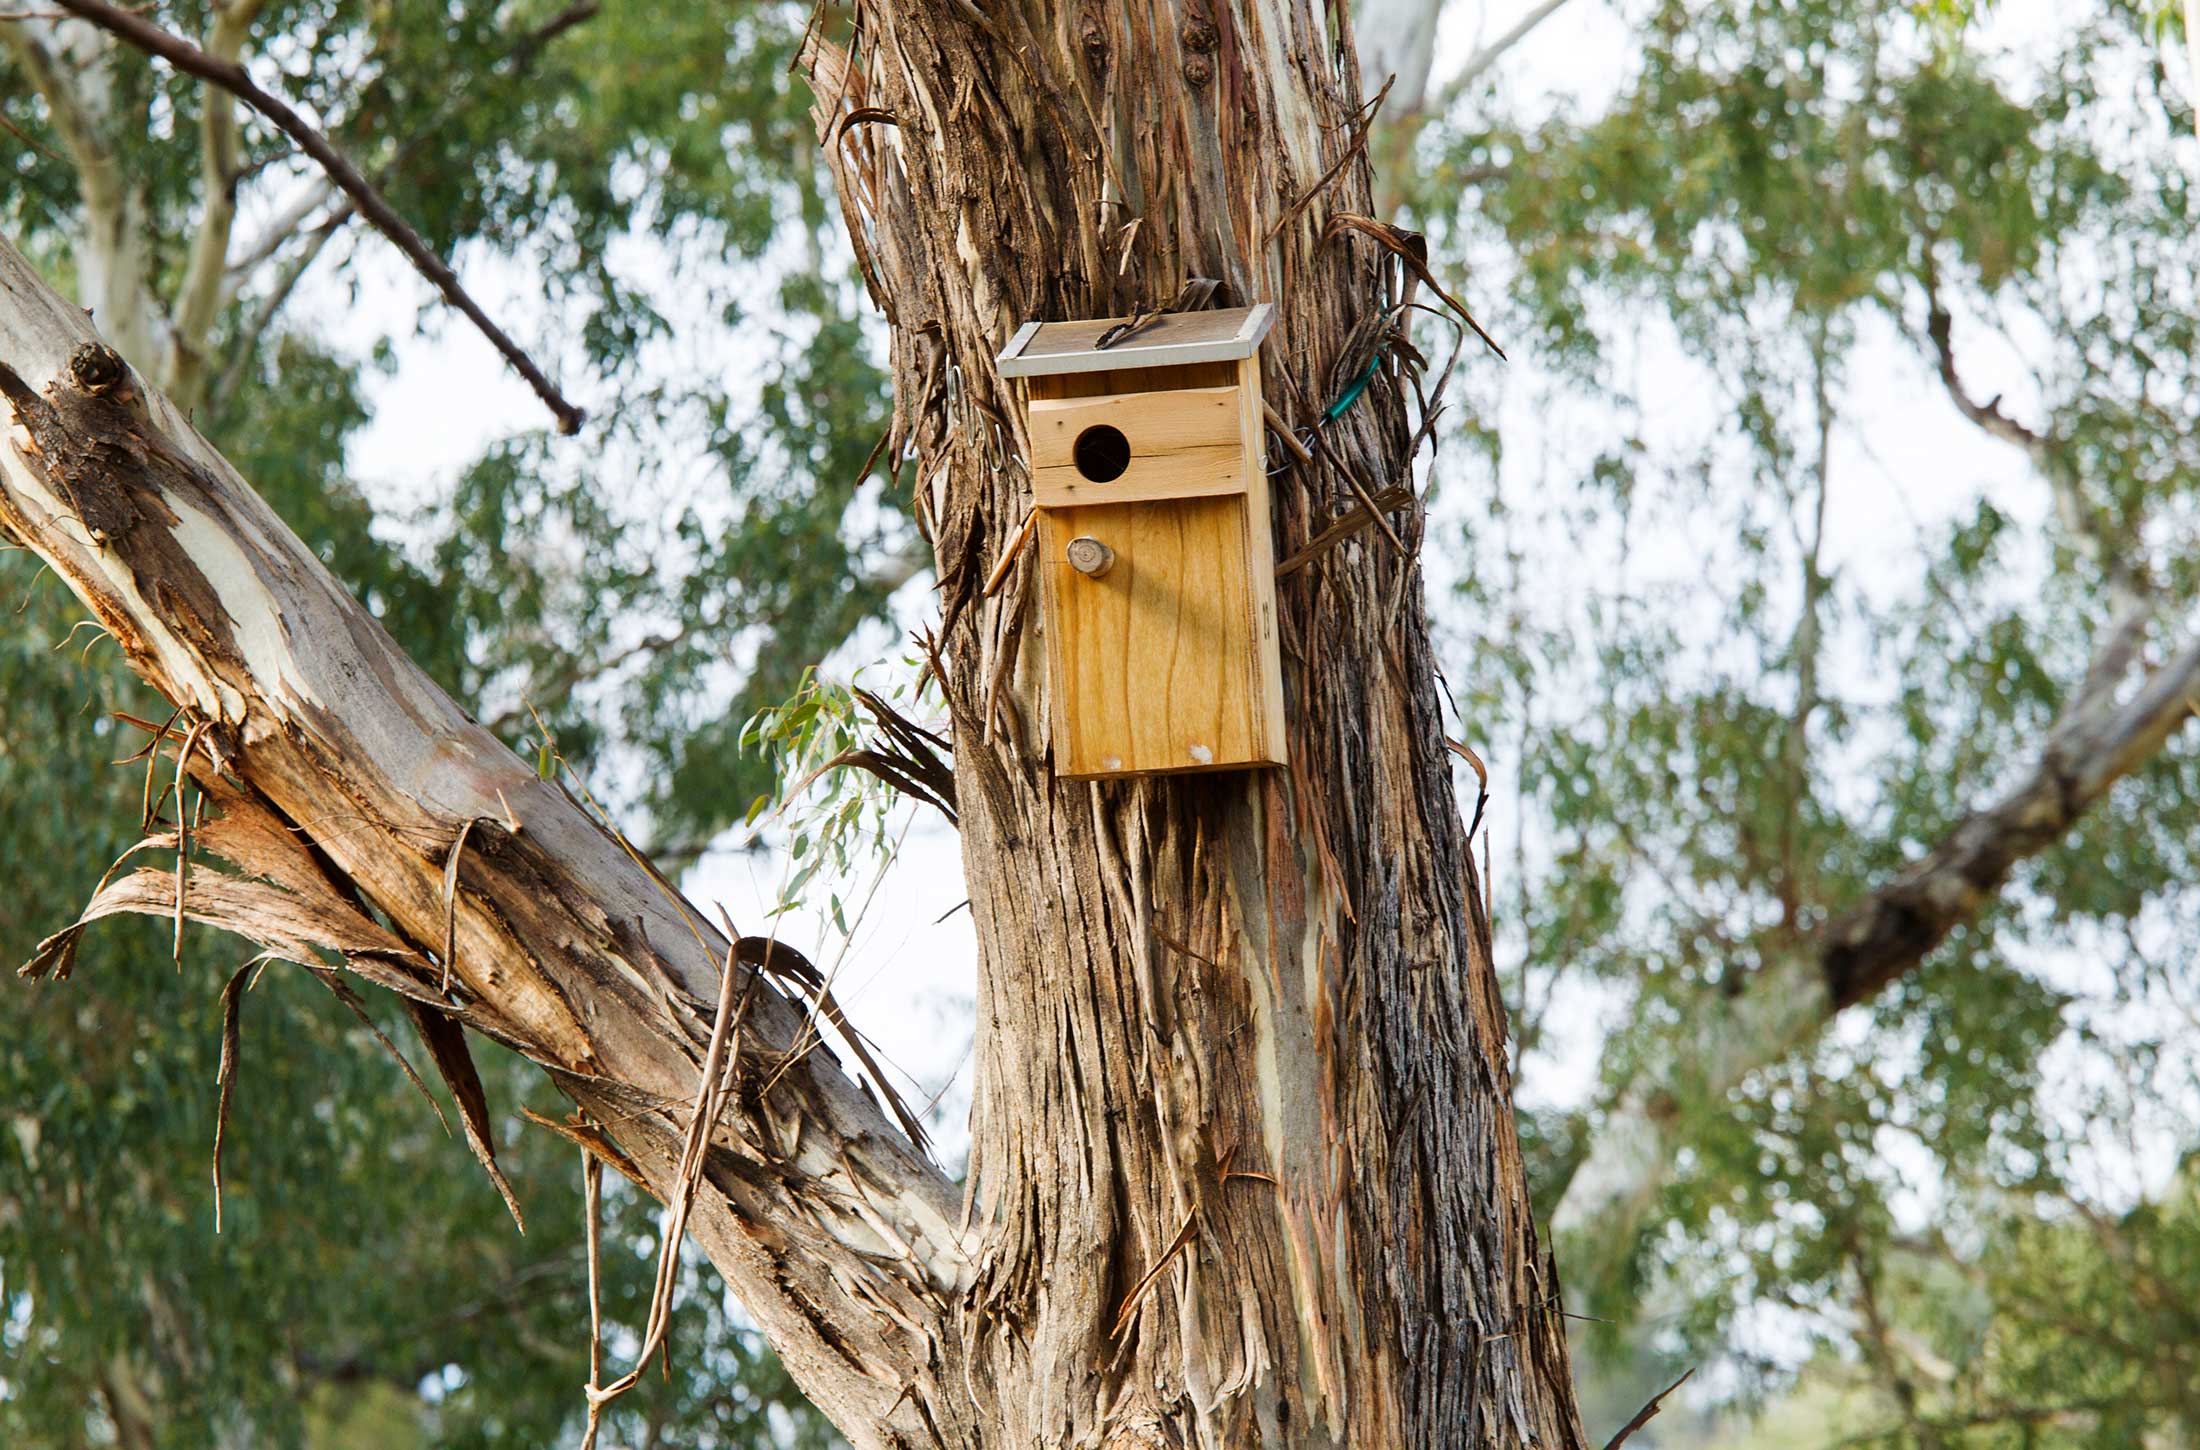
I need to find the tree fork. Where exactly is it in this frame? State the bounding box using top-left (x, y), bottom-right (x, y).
top-left (0, 0), bottom-right (1589, 1443)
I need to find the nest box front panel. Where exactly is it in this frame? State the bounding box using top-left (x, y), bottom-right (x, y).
top-left (1024, 355), bottom-right (1287, 779)
top-left (1039, 495), bottom-right (1274, 776)
top-left (1028, 386), bottom-right (1248, 506)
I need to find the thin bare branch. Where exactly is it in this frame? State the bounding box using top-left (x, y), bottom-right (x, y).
top-left (1599, 1368), bottom-right (1694, 1450)
top-left (220, 175), bottom-right (336, 285)
top-left (48, 0), bottom-right (586, 433)
top-left (1443, 0), bottom-right (1578, 106)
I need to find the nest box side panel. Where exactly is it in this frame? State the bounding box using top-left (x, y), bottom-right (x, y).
top-left (1234, 355), bottom-right (1289, 766)
top-left (1038, 497), bottom-right (1273, 777)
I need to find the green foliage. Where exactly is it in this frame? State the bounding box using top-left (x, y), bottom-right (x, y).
top-left (1419, 0), bottom-right (2200, 1438)
top-left (738, 659), bottom-right (936, 926)
top-left (1, 2), bottom-right (886, 1443)
top-left (0, 563), bottom-right (835, 1448)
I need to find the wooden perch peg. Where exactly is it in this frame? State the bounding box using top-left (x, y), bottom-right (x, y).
top-left (1066, 536), bottom-right (1116, 578)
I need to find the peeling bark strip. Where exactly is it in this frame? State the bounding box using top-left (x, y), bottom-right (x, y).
top-left (0, 247), bottom-right (972, 1446)
top-left (805, 0), bottom-right (1583, 1443)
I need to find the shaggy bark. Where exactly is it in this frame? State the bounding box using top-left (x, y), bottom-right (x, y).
top-left (3, 0), bottom-right (1590, 1440)
top-left (804, 0), bottom-right (1581, 1444)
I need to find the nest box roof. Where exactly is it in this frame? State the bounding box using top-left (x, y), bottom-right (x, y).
top-left (996, 303), bottom-right (1275, 378)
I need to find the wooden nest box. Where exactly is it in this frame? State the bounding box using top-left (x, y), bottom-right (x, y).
top-left (998, 303), bottom-right (1286, 779)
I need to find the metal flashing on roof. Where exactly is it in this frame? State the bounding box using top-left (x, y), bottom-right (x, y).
top-left (996, 303), bottom-right (1275, 378)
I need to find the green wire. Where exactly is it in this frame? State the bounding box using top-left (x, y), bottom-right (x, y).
top-left (1322, 350), bottom-right (1383, 423)
top-left (1318, 305), bottom-right (1401, 425)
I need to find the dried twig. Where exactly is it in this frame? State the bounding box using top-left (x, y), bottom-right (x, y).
top-left (578, 1144), bottom-right (606, 1450)
top-left (406, 1002), bottom-right (527, 1230)
top-left (440, 816), bottom-right (483, 994)
top-left (1303, 420), bottom-right (1406, 556)
top-left (744, 934), bottom-right (931, 1153)
top-left (1275, 485), bottom-right (1414, 577)
top-left (211, 958), bottom-right (255, 1233)
top-left (1446, 737), bottom-right (1490, 840)
top-left (1261, 400), bottom-right (1317, 473)
top-left (771, 687), bottom-right (956, 825)
top-left (522, 1108), bottom-right (652, 1194)
top-left (311, 968), bottom-right (448, 1134)
top-left (171, 720), bottom-right (209, 962)
top-left (1601, 1368), bottom-right (1694, 1450)
top-left (582, 909), bottom-right (759, 1434)
top-left (981, 507), bottom-right (1036, 597)
top-left (1325, 212), bottom-right (1505, 359)
top-left (1265, 73), bottom-right (1392, 242)
top-left (49, 0), bottom-right (585, 433)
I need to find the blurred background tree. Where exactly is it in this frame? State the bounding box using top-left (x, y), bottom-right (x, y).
top-left (2, 0), bottom-right (2198, 1446)
top-left (1407, 0), bottom-right (2200, 1442)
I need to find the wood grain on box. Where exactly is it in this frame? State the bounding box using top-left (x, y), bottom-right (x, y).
top-left (1028, 385), bottom-right (1248, 506)
top-left (1008, 307), bottom-right (1287, 778)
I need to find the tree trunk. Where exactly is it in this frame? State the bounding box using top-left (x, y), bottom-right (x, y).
top-left (0, 0), bottom-right (1587, 1442)
top-left (803, 1), bottom-right (1581, 1444)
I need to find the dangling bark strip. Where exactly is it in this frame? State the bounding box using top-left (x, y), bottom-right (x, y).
top-left (0, 239), bottom-right (974, 1447)
top-left (211, 958), bottom-right (253, 1233)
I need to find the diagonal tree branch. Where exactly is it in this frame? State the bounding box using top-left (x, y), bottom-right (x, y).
top-left (1557, 264), bottom-right (2196, 1261)
top-left (0, 17), bottom-right (105, 178)
top-left (1355, 0), bottom-right (1581, 214)
top-left (1554, 599), bottom-right (2200, 1244)
top-left (0, 235), bottom-right (968, 1446)
top-left (1439, 0), bottom-right (1580, 108)
top-left (205, 204), bottom-right (344, 415)
top-left (206, 2), bottom-right (603, 415)
top-left (48, 0), bottom-right (586, 434)
top-left (219, 175), bottom-right (337, 290)
top-left (215, 5), bottom-right (602, 306)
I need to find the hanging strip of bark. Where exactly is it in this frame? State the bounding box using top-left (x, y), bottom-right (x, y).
top-left (0, 244), bottom-right (973, 1448)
